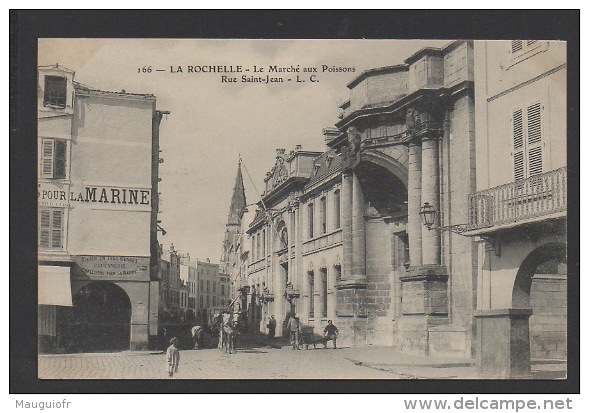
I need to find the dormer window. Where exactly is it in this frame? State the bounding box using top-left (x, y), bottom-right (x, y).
top-left (43, 76), bottom-right (67, 108)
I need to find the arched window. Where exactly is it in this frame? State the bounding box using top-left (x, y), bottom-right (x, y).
top-left (334, 190), bottom-right (341, 229)
top-left (308, 271), bottom-right (315, 318)
top-left (308, 203), bottom-right (314, 238)
top-left (321, 268), bottom-right (328, 318)
top-left (320, 196), bottom-right (327, 234)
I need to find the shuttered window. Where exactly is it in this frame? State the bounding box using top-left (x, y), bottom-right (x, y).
top-left (512, 102), bottom-right (544, 181)
top-left (510, 40), bottom-right (541, 57)
top-left (39, 208), bottom-right (64, 249)
top-left (511, 40), bottom-right (523, 54)
top-left (40, 139), bottom-right (67, 179)
top-left (527, 102), bottom-right (543, 177)
top-left (512, 109), bottom-right (525, 181)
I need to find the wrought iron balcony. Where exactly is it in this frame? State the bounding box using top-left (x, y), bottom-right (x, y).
top-left (467, 167), bottom-right (567, 232)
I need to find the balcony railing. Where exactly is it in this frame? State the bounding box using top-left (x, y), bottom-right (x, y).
top-left (468, 167), bottom-right (567, 231)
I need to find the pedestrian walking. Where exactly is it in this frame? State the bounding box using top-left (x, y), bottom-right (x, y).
top-left (166, 337), bottom-right (180, 377)
top-left (323, 320), bottom-right (339, 349)
top-left (267, 315), bottom-right (277, 339)
top-left (161, 326), bottom-right (169, 351)
top-left (286, 314), bottom-right (302, 350)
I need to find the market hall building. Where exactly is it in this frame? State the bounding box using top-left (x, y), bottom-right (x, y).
top-left (38, 64), bottom-right (168, 352)
top-left (226, 40), bottom-right (568, 378)
top-left (238, 40), bottom-right (478, 355)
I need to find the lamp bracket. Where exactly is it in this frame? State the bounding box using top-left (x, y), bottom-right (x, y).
top-left (427, 223), bottom-right (468, 235)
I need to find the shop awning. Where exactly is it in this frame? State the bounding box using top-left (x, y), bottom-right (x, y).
top-left (38, 265), bottom-right (73, 306)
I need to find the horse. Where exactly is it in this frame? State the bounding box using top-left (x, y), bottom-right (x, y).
top-left (220, 312), bottom-right (237, 354)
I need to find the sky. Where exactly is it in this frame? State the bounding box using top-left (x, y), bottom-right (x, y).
top-left (39, 38), bottom-right (450, 263)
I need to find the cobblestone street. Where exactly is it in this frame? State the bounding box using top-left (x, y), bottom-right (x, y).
top-left (39, 342), bottom-right (405, 380)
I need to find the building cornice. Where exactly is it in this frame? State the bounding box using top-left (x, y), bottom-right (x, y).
top-left (76, 88), bottom-right (156, 103)
top-left (302, 166), bottom-right (342, 195)
top-left (336, 80), bottom-right (474, 130)
top-left (262, 176), bottom-right (307, 206)
top-left (346, 64), bottom-right (408, 89)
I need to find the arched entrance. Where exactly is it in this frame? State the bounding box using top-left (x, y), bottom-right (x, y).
top-left (352, 156), bottom-right (408, 345)
top-left (512, 242), bottom-right (567, 376)
top-left (59, 281), bottom-right (132, 352)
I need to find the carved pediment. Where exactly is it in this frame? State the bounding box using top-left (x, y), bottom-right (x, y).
top-left (269, 149), bottom-right (289, 190)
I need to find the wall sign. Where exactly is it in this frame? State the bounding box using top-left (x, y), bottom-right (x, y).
top-left (38, 183), bottom-right (151, 207)
top-left (38, 182), bottom-right (70, 207)
top-left (74, 255), bottom-right (150, 277)
top-left (70, 186), bottom-right (150, 205)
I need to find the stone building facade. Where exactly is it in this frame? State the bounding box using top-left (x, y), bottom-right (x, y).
top-left (193, 260), bottom-right (223, 312)
top-left (37, 65), bottom-right (167, 352)
top-left (468, 40), bottom-right (567, 378)
top-left (238, 41), bottom-right (479, 355)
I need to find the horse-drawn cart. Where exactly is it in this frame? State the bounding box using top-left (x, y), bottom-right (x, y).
top-left (300, 326), bottom-right (333, 349)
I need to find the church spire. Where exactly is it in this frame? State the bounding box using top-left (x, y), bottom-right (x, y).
top-left (227, 160), bottom-right (246, 226)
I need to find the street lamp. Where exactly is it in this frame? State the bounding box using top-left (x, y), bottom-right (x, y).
top-left (419, 202), bottom-right (436, 230)
top-left (419, 202), bottom-right (467, 234)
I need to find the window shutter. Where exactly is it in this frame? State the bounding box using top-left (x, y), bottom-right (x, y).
top-left (526, 102), bottom-right (543, 177)
top-left (54, 139), bottom-right (67, 179)
top-left (51, 209), bottom-right (63, 248)
top-left (527, 103), bottom-right (542, 145)
top-left (39, 209), bottom-right (51, 247)
top-left (511, 40), bottom-right (523, 54)
top-left (512, 109), bottom-right (525, 181)
top-left (41, 139), bottom-right (54, 177)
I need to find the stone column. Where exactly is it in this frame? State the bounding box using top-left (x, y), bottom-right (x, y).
top-left (287, 209), bottom-right (293, 284)
top-left (341, 171), bottom-right (353, 277)
top-left (407, 142), bottom-right (423, 266)
top-left (421, 136), bottom-right (441, 265)
top-left (292, 203), bottom-right (299, 314)
top-left (475, 309), bottom-right (533, 378)
top-left (352, 172), bottom-right (366, 275)
top-left (267, 220), bottom-right (273, 291)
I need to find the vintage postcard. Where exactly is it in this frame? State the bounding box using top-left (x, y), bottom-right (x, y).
top-left (35, 37), bottom-right (568, 382)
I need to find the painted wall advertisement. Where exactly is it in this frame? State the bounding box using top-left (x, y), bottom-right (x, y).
top-left (73, 255), bottom-right (150, 277)
top-left (39, 182), bottom-right (151, 208)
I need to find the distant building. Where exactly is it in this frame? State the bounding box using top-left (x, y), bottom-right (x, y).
top-left (159, 244), bottom-right (182, 317)
top-left (37, 64), bottom-right (167, 352)
top-left (193, 259), bottom-right (222, 313)
top-left (219, 273), bottom-right (231, 307)
top-left (468, 40), bottom-right (567, 378)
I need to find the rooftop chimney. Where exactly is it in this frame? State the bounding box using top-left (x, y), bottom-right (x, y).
top-left (323, 127), bottom-right (340, 145)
